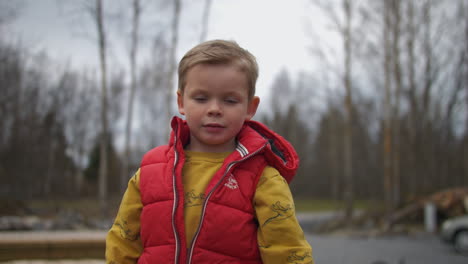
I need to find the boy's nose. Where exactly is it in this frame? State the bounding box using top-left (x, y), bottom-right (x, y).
top-left (207, 100), bottom-right (222, 116)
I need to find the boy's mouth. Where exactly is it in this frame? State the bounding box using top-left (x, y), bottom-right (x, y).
top-left (203, 123), bottom-right (225, 133)
top-left (204, 123), bottom-right (224, 128)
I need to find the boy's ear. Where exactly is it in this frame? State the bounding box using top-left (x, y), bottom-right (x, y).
top-left (246, 96), bottom-right (260, 120)
top-left (177, 90), bottom-right (185, 115)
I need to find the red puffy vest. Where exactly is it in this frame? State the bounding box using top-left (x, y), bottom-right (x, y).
top-left (138, 117), bottom-right (298, 264)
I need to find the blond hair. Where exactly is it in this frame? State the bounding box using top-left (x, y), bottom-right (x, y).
top-left (178, 39), bottom-right (258, 98)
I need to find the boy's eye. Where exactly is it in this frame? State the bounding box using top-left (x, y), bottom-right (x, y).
top-left (225, 97), bottom-right (238, 104)
top-left (193, 96), bottom-right (207, 102)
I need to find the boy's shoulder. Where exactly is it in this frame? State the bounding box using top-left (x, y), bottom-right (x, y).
top-left (140, 144), bottom-right (172, 167)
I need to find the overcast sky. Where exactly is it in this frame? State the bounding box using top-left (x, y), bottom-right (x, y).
top-left (7, 0), bottom-right (334, 100)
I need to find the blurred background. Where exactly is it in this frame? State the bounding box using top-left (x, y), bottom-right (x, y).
top-left (0, 0), bottom-right (467, 263)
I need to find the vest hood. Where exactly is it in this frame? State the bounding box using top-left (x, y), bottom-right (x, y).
top-left (242, 120), bottom-right (299, 183)
top-left (169, 116), bottom-right (299, 183)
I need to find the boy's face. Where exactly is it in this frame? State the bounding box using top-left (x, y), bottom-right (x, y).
top-left (177, 63), bottom-right (259, 153)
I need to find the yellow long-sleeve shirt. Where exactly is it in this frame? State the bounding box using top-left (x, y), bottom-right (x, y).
top-left (106, 151), bottom-right (313, 264)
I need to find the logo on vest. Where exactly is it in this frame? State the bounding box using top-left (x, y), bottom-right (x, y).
top-left (224, 174), bottom-right (238, 190)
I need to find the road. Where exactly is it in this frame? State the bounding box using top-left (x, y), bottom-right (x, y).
top-left (307, 233), bottom-right (468, 264)
top-left (2, 233), bottom-right (467, 264)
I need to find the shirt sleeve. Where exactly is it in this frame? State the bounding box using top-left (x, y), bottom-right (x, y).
top-left (105, 169), bottom-right (143, 264)
top-left (254, 166), bottom-right (314, 264)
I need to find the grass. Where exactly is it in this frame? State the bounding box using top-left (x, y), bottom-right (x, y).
top-left (294, 199), bottom-right (384, 212)
top-left (25, 197), bottom-right (122, 218)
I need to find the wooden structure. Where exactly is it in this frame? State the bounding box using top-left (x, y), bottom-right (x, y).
top-left (0, 231), bottom-right (106, 261)
top-left (387, 187), bottom-right (468, 227)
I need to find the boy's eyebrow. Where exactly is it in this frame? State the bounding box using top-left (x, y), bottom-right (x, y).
top-left (185, 87), bottom-right (207, 93)
top-left (223, 91), bottom-right (244, 97)
top-left (187, 87), bottom-right (245, 96)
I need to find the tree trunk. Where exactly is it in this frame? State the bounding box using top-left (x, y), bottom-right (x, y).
top-left (122, 0), bottom-right (140, 193)
top-left (405, 0), bottom-right (418, 201)
top-left (96, 0), bottom-right (109, 213)
top-left (422, 0), bottom-right (434, 193)
top-left (342, 0), bottom-right (354, 220)
top-left (200, 0), bottom-right (212, 42)
top-left (462, 0), bottom-right (468, 187)
top-left (383, 0), bottom-right (393, 215)
top-left (391, 0), bottom-right (402, 208)
top-left (329, 106), bottom-right (340, 201)
top-left (44, 140), bottom-right (56, 197)
top-left (165, 0), bottom-right (181, 139)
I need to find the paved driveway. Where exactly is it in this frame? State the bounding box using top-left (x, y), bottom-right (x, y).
top-left (307, 233), bottom-right (468, 264)
top-left (3, 233), bottom-right (466, 264)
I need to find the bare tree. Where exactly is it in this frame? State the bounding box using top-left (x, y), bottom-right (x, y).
top-left (463, 0), bottom-right (468, 185)
top-left (122, 0), bottom-right (141, 193)
top-left (390, 0), bottom-right (403, 208)
top-left (382, 0), bottom-right (393, 215)
top-left (269, 68), bottom-right (293, 115)
top-left (66, 71), bottom-right (100, 196)
top-left (342, 0), bottom-right (354, 220)
top-left (165, 0), bottom-right (181, 138)
top-left (326, 96), bottom-right (342, 201)
top-left (310, 0), bottom-right (356, 219)
top-left (0, 1), bottom-right (21, 28)
top-left (136, 34), bottom-right (171, 157)
top-left (421, 0), bottom-right (434, 194)
top-left (404, 0), bottom-right (419, 202)
top-left (380, 0), bottom-right (403, 213)
top-left (200, 0), bottom-right (212, 42)
top-left (86, 0), bottom-right (109, 212)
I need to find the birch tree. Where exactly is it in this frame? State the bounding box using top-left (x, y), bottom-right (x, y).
top-left (165, 0), bottom-right (181, 138)
top-left (86, 0), bottom-right (109, 212)
top-left (382, 0), bottom-right (398, 215)
top-left (200, 0), bottom-right (212, 42)
top-left (122, 0), bottom-right (141, 193)
top-left (462, 0), bottom-right (468, 185)
top-left (342, 0), bottom-right (354, 220)
top-left (390, 0), bottom-right (403, 208)
top-left (404, 0), bottom-right (419, 202)
top-left (311, 0), bottom-right (356, 219)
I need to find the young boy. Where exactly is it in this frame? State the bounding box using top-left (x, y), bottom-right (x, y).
top-left (106, 40), bottom-right (313, 264)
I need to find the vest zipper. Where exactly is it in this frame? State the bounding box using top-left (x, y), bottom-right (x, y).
top-left (186, 143), bottom-right (268, 264)
top-left (172, 124), bottom-right (181, 264)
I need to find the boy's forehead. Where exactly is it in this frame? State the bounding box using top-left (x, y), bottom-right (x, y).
top-left (187, 63), bottom-right (247, 80)
top-left (184, 65), bottom-right (249, 93)
top-left (190, 61), bottom-right (243, 71)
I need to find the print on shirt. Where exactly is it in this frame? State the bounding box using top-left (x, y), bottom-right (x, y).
top-left (258, 243), bottom-right (271, 248)
top-left (224, 173), bottom-right (239, 189)
top-left (114, 216), bottom-right (139, 241)
top-left (262, 201), bottom-right (294, 227)
top-left (272, 173), bottom-right (287, 184)
top-left (287, 251), bottom-right (313, 264)
top-left (185, 189), bottom-right (205, 207)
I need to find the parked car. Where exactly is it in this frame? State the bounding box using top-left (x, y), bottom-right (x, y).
top-left (441, 214), bottom-right (468, 254)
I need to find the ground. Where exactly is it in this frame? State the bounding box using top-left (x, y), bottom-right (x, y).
top-left (1, 231), bottom-right (467, 264)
